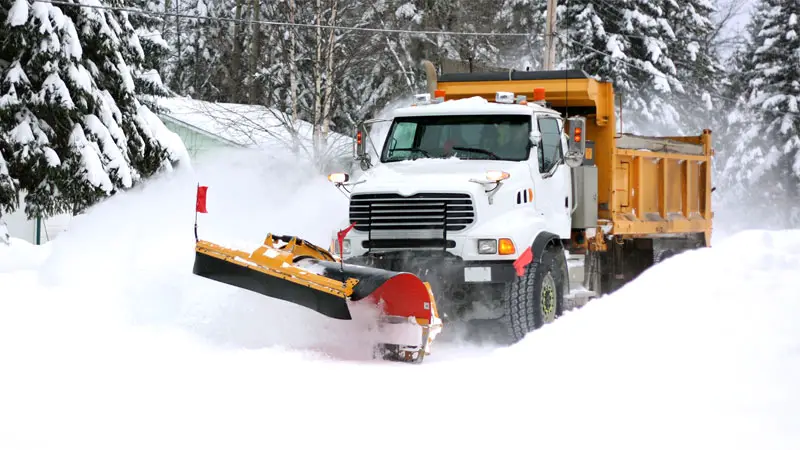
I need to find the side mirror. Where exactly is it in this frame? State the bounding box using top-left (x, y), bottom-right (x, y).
top-left (355, 129), bottom-right (365, 158)
top-left (353, 125), bottom-right (371, 169)
top-left (565, 117), bottom-right (586, 168)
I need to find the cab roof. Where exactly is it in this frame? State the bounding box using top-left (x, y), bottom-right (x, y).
top-left (392, 96), bottom-right (561, 119)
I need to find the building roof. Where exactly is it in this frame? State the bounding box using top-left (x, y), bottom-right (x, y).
top-left (152, 96), bottom-right (351, 150)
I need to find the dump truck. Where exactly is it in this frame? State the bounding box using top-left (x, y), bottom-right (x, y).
top-left (327, 61), bottom-right (714, 342)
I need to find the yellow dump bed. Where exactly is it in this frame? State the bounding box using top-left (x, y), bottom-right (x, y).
top-left (432, 69), bottom-right (713, 245)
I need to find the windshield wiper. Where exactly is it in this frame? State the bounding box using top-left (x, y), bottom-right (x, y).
top-left (407, 147), bottom-right (431, 157)
top-left (451, 146), bottom-right (500, 160)
top-left (385, 147), bottom-right (432, 162)
top-left (390, 147), bottom-right (431, 157)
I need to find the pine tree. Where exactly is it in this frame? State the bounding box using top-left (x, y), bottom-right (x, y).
top-left (0, 3), bottom-right (20, 232)
top-left (164, 0), bottom-right (215, 98)
top-left (0, 0), bottom-right (186, 221)
top-left (1, 0), bottom-right (86, 218)
top-left (129, 0), bottom-right (172, 109)
top-left (663, 0), bottom-right (725, 134)
top-left (561, 0), bottom-right (687, 134)
top-left (0, 141), bottom-right (17, 245)
top-left (495, 0), bottom-right (547, 69)
top-left (721, 0), bottom-right (800, 227)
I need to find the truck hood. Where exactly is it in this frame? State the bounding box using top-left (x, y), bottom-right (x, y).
top-left (352, 158), bottom-right (529, 196)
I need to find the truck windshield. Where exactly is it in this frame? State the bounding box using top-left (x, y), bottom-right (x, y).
top-left (381, 115), bottom-right (532, 162)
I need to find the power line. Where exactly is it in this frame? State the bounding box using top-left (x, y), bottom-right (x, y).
top-left (556, 31), bottom-right (800, 119)
top-left (27, 0), bottom-right (800, 119)
top-left (32, 0), bottom-right (536, 37)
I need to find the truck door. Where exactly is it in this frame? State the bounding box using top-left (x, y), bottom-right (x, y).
top-left (531, 116), bottom-right (571, 238)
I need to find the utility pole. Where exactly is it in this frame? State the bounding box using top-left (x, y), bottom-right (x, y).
top-left (544, 0), bottom-right (557, 70)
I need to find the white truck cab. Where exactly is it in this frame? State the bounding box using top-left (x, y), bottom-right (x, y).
top-left (329, 90), bottom-right (587, 341)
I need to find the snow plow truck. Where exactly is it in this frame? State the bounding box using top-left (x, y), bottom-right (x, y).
top-left (191, 60), bottom-right (713, 363)
top-left (326, 60), bottom-right (714, 342)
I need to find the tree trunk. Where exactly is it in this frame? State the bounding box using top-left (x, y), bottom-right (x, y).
top-left (320, 0), bottom-right (338, 149)
top-left (312, 0), bottom-right (323, 161)
top-left (288, 0), bottom-right (299, 152)
top-left (230, 0), bottom-right (244, 102)
top-left (173, 0), bottom-right (182, 91)
top-left (249, 0), bottom-right (262, 102)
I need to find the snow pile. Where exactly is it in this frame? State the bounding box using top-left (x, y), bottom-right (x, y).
top-left (0, 149), bottom-right (798, 449)
top-left (0, 237), bottom-right (51, 273)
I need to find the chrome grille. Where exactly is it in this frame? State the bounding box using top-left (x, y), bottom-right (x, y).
top-left (349, 193), bottom-right (475, 233)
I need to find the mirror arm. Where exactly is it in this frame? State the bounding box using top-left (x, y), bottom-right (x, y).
top-left (332, 179), bottom-right (366, 199)
top-left (468, 179), bottom-right (504, 205)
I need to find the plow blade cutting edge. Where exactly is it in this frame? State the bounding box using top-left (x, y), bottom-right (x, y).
top-left (192, 234), bottom-right (442, 363)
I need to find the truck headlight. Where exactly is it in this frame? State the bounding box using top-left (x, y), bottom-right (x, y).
top-left (477, 238), bottom-right (516, 255)
top-left (333, 238), bottom-right (351, 255)
top-left (478, 239), bottom-right (497, 254)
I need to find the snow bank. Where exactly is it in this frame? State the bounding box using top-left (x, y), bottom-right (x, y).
top-left (0, 148), bottom-right (798, 450)
top-left (0, 237), bottom-right (51, 273)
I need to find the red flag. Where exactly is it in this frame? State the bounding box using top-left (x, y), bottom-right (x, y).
top-left (513, 247), bottom-right (533, 276)
top-left (337, 222), bottom-right (356, 255)
top-left (196, 185), bottom-right (208, 213)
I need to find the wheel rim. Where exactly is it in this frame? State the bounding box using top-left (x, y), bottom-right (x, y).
top-left (541, 272), bottom-right (557, 323)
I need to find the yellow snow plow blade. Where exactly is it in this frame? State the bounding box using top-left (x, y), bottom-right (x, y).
top-left (192, 234), bottom-right (442, 363)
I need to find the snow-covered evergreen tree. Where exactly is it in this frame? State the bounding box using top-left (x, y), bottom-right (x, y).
top-left (0, 15), bottom-right (20, 231)
top-left (495, 0), bottom-right (547, 69)
top-left (560, 0), bottom-right (720, 135)
top-left (1, 0), bottom-right (84, 217)
top-left (721, 0), bottom-right (800, 228)
top-left (664, 0), bottom-right (726, 134)
top-left (0, 0), bottom-right (187, 221)
top-left (129, 0), bottom-right (172, 109)
top-left (0, 140), bottom-right (16, 245)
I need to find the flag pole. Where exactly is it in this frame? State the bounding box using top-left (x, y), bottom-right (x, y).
top-left (336, 222), bottom-right (356, 272)
top-left (194, 183), bottom-right (199, 242)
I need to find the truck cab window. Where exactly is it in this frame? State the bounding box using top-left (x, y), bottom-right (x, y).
top-left (537, 117), bottom-right (563, 173)
top-left (389, 122), bottom-right (417, 150)
top-left (382, 115), bottom-right (531, 162)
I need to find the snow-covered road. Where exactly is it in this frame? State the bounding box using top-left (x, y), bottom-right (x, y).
top-left (1, 150), bottom-right (798, 450)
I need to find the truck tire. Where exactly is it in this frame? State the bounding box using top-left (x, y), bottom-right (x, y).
top-left (502, 245), bottom-right (566, 342)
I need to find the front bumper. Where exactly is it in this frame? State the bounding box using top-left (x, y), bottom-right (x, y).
top-left (345, 252), bottom-right (517, 285)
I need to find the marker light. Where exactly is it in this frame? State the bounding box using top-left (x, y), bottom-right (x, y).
top-left (328, 172), bottom-right (350, 183)
top-left (495, 91), bottom-right (515, 104)
top-left (533, 88), bottom-right (546, 102)
top-left (434, 89), bottom-right (446, 99)
top-left (413, 93), bottom-right (431, 105)
top-left (498, 238), bottom-right (516, 255)
top-left (356, 131), bottom-right (362, 145)
top-left (486, 170), bottom-right (510, 182)
top-left (574, 126), bottom-right (582, 143)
